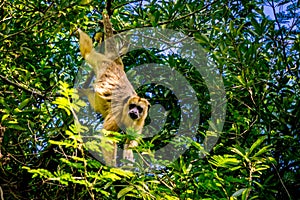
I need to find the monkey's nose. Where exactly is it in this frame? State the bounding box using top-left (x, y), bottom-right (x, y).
top-left (129, 112), bottom-right (139, 120)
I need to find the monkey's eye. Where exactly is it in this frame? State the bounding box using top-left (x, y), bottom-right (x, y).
top-left (129, 104), bottom-right (136, 109)
top-left (137, 106), bottom-right (143, 113)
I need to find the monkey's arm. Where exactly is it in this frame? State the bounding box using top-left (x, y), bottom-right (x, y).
top-left (79, 89), bottom-right (97, 111)
top-left (79, 88), bottom-right (108, 116)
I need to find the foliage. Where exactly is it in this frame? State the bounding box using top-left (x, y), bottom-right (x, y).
top-left (0, 0), bottom-right (299, 199)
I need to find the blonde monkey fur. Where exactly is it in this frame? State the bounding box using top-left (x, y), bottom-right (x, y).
top-left (78, 29), bottom-right (149, 167)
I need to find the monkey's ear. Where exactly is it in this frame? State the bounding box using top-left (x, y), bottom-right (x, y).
top-left (145, 99), bottom-right (151, 108)
top-left (147, 104), bottom-right (151, 112)
top-left (123, 96), bottom-right (131, 105)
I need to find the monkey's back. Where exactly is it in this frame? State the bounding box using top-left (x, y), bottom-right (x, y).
top-left (93, 61), bottom-right (136, 117)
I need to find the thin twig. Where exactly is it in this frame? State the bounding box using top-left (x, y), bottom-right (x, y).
top-left (0, 2), bottom-right (54, 42)
top-left (119, 0), bottom-right (218, 32)
top-left (271, 163), bottom-right (292, 199)
top-left (0, 186), bottom-right (4, 200)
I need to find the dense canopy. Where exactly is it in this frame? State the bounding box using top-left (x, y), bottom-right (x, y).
top-left (0, 0), bottom-right (299, 199)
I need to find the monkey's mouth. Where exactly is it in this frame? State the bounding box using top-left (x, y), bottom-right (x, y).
top-left (129, 112), bottom-right (139, 120)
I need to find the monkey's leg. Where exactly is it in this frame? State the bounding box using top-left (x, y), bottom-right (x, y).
top-left (102, 119), bottom-right (119, 167)
top-left (101, 140), bottom-right (117, 167)
top-left (123, 139), bottom-right (138, 163)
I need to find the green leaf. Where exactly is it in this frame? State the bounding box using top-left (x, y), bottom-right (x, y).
top-left (253, 145), bottom-right (272, 158)
top-left (232, 188), bottom-right (246, 197)
top-left (249, 136), bottom-right (267, 155)
top-left (18, 98), bottom-right (31, 109)
top-left (209, 155), bottom-right (240, 168)
top-left (117, 186), bottom-right (135, 198)
top-left (194, 32), bottom-right (209, 45)
top-left (231, 147), bottom-right (245, 157)
top-left (1, 114), bottom-right (9, 121)
top-left (102, 171), bottom-right (121, 181)
top-left (110, 168), bottom-right (134, 178)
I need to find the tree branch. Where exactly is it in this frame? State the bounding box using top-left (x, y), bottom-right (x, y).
top-left (0, 74), bottom-right (46, 99)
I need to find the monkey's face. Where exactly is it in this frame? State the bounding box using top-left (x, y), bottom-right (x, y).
top-left (125, 96), bottom-right (149, 121)
top-left (128, 103), bottom-right (144, 120)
